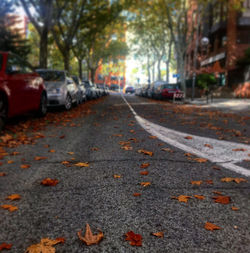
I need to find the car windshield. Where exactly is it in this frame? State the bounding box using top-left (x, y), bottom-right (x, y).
top-left (37, 71), bottom-right (65, 82)
top-left (162, 84), bottom-right (178, 89)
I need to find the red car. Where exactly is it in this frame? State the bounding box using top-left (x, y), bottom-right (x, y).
top-left (0, 52), bottom-right (47, 130)
top-left (156, 83), bottom-right (183, 99)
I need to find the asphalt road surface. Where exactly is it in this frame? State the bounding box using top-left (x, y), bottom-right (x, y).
top-left (0, 93), bottom-right (250, 252)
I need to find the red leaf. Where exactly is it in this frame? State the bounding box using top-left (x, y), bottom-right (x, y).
top-left (0, 242), bottom-right (12, 250)
top-left (41, 178), bottom-right (59, 186)
top-left (125, 231), bottom-right (142, 246)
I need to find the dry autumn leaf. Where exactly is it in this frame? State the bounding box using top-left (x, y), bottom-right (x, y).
top-left (204, 144), bottom-right (213, 149)
top-left (67, 152), bottom-right (74, 155)
top-left (121, 146), bottom-right (133, 150)
top-left (6, 194), bottom-right (21, 201)
top-left (140, 171), bottom-right (149, 176)
top-left (171, 195), bottom-right (192, 203)
top-left (140, 182), bottom-right (151, 187)
top-left (161, 148), bottom-right (174, 153)
top-left (0, 172), bottom-right (6, 177)
top-left (0, 243), bottom-right (12, 250)
top-left (191, 181), bottom-right (202, 186)
top-left (11, 151), bottom-right (20, 156)
top-left (133, 193), bottom-right (141, 197)
top-left (149, 135), bottom-right (157, 139)
top-left (212, 195), bottom-right (231, 204)
top-left (231, 206), bottom-right (239, 211)
top-left (184, 136), bottom-right (193, 140)
top-left (194, 195), bottom-right (205, 200)
top-left (41, 178), bottom-right (59, 186)
top-left (25, 237), bottom-right (65, 253)
top-left (221, 177), bottom-right (247, 184)
top-left (35, 156), bottom-right (47, 161)
top-left (152, 232), bottom-right (164, 238)
top-left (125, 231), bottom-right (142, 246)
top-left (193, 158), bottom-right (208, 163)
top-left (137, 149), bottom-right (153, 156)
top-left (61, 161), bottom-right (70, 165)
top-left (7, 160), bottom-right (14, 164)
top-left (77, 223), bottom-right (104, 246)
top-left (185, 153), bottom-right (193, 157)
top-left (20, 164), bottom-right (30, 169)
top-left (91, 147), bottom-right (99, 151)
top-left (140, 163), bottom-right (150, 168)
top-left (232, 148), bottom-right (247, 152)
top-left (74, 162), bottom-right (89, 167)
top-left (49, 149), bottom-right (55, 153)
top-left (213, 191), bottom-right (223, 195)
top-left (204, 222), bottom-right (221, 231)
top-left (113, 174), bottom-right (121, 178)
top-left (1, 204), bottom-right (18, 212)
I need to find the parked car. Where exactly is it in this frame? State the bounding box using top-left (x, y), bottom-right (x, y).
top-left (83, 80), bottom-right (97, 99)
top-left (36, 69), bottom-right (78, 110)
top-left (155, 83), bottom-right (182, 99)
top-left (72, 75), bottom-right (86, 103)
top-left (0, 52), bottom-right (47, 130)
top-left (97, 83), bottom-right (107, 96)
top-left (125, 86), bottom-right (135, 94)
top-left (141, 85), bottom-right (150, 97)
top-left (135, 87), bottom-right (142, 96)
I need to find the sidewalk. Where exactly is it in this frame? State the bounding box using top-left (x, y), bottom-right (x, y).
top-left (185, 98), bottom-right (250, 113)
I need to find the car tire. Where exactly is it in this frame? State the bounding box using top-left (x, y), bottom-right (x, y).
top-left (37, 92), bottom-right (47, 117)
top-left (65, 94), bottom-right (72, 110)
top-left (0, 94), bottom-right (7, 131)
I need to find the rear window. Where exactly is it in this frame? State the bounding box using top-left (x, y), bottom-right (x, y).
top-left (162, 84), bottom-right (178, 89)
top-left (37, 71), bottom-right (65, 82)
top-left (0, 54), bottom-right (3, 71)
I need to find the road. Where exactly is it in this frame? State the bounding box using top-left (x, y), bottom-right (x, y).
top-left (0, 93), bottom-right (250, 252)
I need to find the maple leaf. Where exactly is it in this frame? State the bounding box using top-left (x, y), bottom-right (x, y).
top-left (140, 163), bottom-right (150, 168)
top-left (137, 149), bottom-right (153, 156)
top-left (74, 162), bottom-right (89, 167)
top-left (125, 231), bottom-right (142, 246)
top-left (6, 194), bottom-right (21, 201)
top-left (140, 171), bottom-right (149, 176)
top-left (0, 243), bottom-right (12, 250)
top-left (25, 237), bottom-right (65, 253)
top-left (204, 144), bottom-right (213, 149)
top-left (35, 156), bottom-right (47, 161)
top-left (232, 148), bottom-right (246, 152)
top-left (1, 204), bottom-right (18, 212)
top-left (0, 172), bottom-right (6, 176)
top-left (194, 195), bottom-right (205, 200)
top-left (151, 232), bottom-right (164, 238)
top-left (77, 223), bottom-right (104, 246)
top-left (193, 158), bottom-right (208, 163)
top-left (113, 174), bottom-right (121, 178)
top-left (191, 181), bottom-right (202, 185)
top-left (184, 136), bottom-right (193, 140)
top-left (161, 148), bottom-right (174, 153)
top-left (171, 195), bottom-right (192, 203)
top-left (212, 195), bottom-right (231, 204)
top-left (20, 164), bottom-right (30, 169)
top-left (204, 222), bottom-right (221, 231)
top-left (41, 178), bottom-right (59, 186)
top-left (133, 193), bottom-right (141, 197)
top-left (140, 182), bottom-right (151, 187)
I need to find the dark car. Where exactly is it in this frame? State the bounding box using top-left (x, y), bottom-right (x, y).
top-left (0, 52), bottom-right (47, 130)
top-left (83, 80), bottom-right (97, 99)
top-left (155, 83), bottom-right (182, 99)
top-left (125, 86), bottom-right (135, 94)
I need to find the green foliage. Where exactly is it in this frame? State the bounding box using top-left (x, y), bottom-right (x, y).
top-left (236, 48), bottom-right (250, 67)
top-left (196, 73), bottom-right (217, 91)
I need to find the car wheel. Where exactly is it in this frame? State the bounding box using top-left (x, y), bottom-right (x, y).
top-left (0, 95), bottom-right (7, 131)
top-left (37, 92), bottom-right (47, 117)
top-left (65, 94), bottom-right (72, 110)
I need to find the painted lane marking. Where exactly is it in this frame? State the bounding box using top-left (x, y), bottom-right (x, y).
top-left (122, 95), bottom-right (250, 177)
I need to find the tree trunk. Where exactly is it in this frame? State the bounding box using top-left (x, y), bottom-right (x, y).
top-left (157, 59), bottom-right (161, 81)
top-left (179, 54), bottom-right (186, 96)
top-left (166, 61), bottom-right (169, 83)
top-left (39, 27), bottom-right (48, 68)
top-left (90, 68), bottom-right (96, 83)
top-left (147, 54), bottom-right (151, 84)
top-left (152, 63), bottom-right (155, 82)
top-left (78, 58), bottom-right (82, 80)
top-left (63, 50), bottom-right (70, 73)
top-left (166, 41), bottom-right (172, 83)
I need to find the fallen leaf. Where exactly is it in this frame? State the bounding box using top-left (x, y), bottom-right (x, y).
top-left (191, 181), bottom-right (202, 185)
top-left (25, 237), bottom-right (65, 253)
top-left (193, 158), bottom-right (208, 163)
top-left (0, 172), bottom-right (6, 176)
top-left (184, 136), bottom-right (193, 140)
top-left (49, 149), bottom-right (55, 153)
top-left (205, 180), bottom-right (213, 185)
top-left (204, 222), bottom-right (221, 231)
top-left (11, 151), bottom-right (20, 156)
top-left (77, 223), bottom-right (104, 246)
top-left (113, 174), bottom-right (121, 178)
top-left (137, 149), bottom-right (153, 156)
top-left (213, 191), bottom-right (223, 195)
top-left (232, 148), bottom-right (247, 152)
top-left (125, 231), bottom-right (142, 246)
top-left (212, 166), bottom-right (221, 170)
top-left (212, 195), bottom-right (231, 204)
top-left (194, 195), bottom-right (205, 200)
top-left (140, 163), bottom-right (150, 168)
top-left (20, 164), bottom-right (30, 169)
top-left (59, 135), bottom-right (65, 139)
top-left (130, 130), bottom-right (135, 133)
top-left (149, 136), bottom-right (157, 139)
top-left (171, 195), bottom-right (192, 203)
top-left (61, 161), bottom-right (70, 165)
top-left (0, 243), bottom-right (12, 250)
top-left (151, 232), bottom-right (164, 238)
top-left (204, 144), bottom-right (213, 149)
top-left (6, 194), bottom-right (21, 201)
top-left (161, 148), bottom-right (174, 153)
top-left (0, 134), bottom-right (13, 143)
top-left (1, 204), bottom-right (18, 212)
top-left (140, 171), bottom-right (149, 176)
top-left (185, 153), bottom-right (193, 157)
top-left (234, 178), bottom-right (247, 184)
top-left (231, 206), bottom-right (239, 211)
top-left (140, 182), bottom-right (151, 187)
top-left (35, 156), bottom-right (47, 161)
top-left (41, 178), bottom-right (59, 186)
top-left (121, 146), bottom-right (133, 150)
top-left (7, 160), bottom-right (14, 164)
top-left (91, 147), bottom-right (99, 151)
top-left (74, 162), bottom-right (89, 167)
top-left (221, 177), bottom-right (247, 184)
top-left (133, 193), bottom-right (141, 197)
top-left (112, 134), bottom-right (123, 137)
top-left (119, 141), bottom-right (130, 146)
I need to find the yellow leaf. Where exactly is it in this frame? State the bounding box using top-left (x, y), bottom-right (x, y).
top-left (140, 182), bottom-right (151, 187)
top-left (74, 162), bottom-right (89, 167)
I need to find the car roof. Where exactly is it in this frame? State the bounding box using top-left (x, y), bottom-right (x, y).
top-left (36, 69), bottom-right (65, 73)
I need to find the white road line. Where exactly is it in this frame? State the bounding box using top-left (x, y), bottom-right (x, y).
top-left (122, 95), bottom-right (250, 177)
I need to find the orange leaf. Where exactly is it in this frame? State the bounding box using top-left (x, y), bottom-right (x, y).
top-left (77, 223), bottom-right (104, 246)
top-left (184, 136), bottom-right (193, 140)
top-left (0, 172), bottom-right (6, 176)
top-left (91, 147), bottom-right (99, 151)
top-left (137, 149), bottom-right (153, 156)
top-left (0, 243), bottom-right (12, 250)
top-left (212, 166), bottom-right (221, 170)
top-left (194, 195), bottom-right (205, 200)
top-left (172, 195), bottom-right (192, 203)
top-left (11, 151), bottom-right (20, 156)
top-left (112, 134), bottom-right (123, 137)
top-left (125, 231), bottom-right (142, 246)
top-left (221, 177), bottom-right (247, 183)
top-left (185, 153), bottom-right (193, 157)
top-left (140, 163), bottom-right (150, 168)
top-left (34, 156), bottom-right (47, 161)
top-left (213, 191), bottom-right (223, 195)
top-left (231, 206), bottom-right (239, 211)
top-left (20, 164), bottom-right (30, 169)
top-left (61, 161), bottom-right (70, 165)
top-left (232, 148), bottom-right (247, 152)
top-left (161, 148), bottom-right (174, 153)
top-left (205, 180), bottom-right (213, 185)
top-left (149, 135), bottom-right (157, 139)
top-left (193, 158), bottom-right (208, 163)
top-left (140, 171), bottom-right (149, 175)
top-left (1, 204), bottom-right (18, 212)
top-left (113, 174), bottom-right (121, 178)
top-left (119, 141), bottom-right (130, 146)
top-left (49, 149), bottom-right (55, 153)
top-left (204, 222), bottom-right (221, 231)
top-left (204, 144), bottom-right (213, 149)
top-left (191, 181), bottom-right (202, 185)
top-left (7, 160), bottom-right (14, 164)
top-left (67, 152), bottom-right (74, 155)
top-left (212, 195), bottom-right (231, 204)
top-left (6, 194), bottom-right (21, 201)
top-left (234, 178), bottom-right (247, 184)
top-left (74, 162), bottom-right (89, 167)
top-left (41, 178), bottom-right (59, 186)
top-left (130, 130), bottom-right (135, 133)
top-left (121, 146), bottom-right (133, 150)
top-left (133, 193), bottom-right (141, 197)
top-left (152, 232), bottom-right (164, 238)
top-left (140, 182), bottom-right (151, 187)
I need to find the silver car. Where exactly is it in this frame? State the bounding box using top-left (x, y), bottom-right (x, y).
top-left (36, 69), bottom-right (78, 110)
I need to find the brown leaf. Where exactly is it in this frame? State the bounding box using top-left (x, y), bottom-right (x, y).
top-left (213, 191), bottom-right (223, 195)
top-left (130, 130), bottom-right (135, 133)
top-left (161, 148), bottom-right (174, 153)
top-left (212, 195), bottom-right (231, 204)
top-left (113, 174), bottom-right (121, 178)
top-left (25, 237), bottom-right (65, 253)
top-left (140, 171), bottom-right (149, 176)
top-left (184, 136), bottom-right (193, 140)
top-left (6, 194), bottom-right (21, 201)
top-left (221, 177), bottom-right (247, 184)
top-left (204, 144), bottom-right (213, 149)
top-left (61, 161), bottom-right (70, 165)
top-left (231, 206), bottom-right (239, 211)
top-left (191, 181), bottom-right (202, 186)
top-left (0, 134), bottom-right (13, 143)
top-left (140, 182), bottom-right (151, 187)
top-left (149, 136), bottom-right (157, 139)
top-left (212, 166), bottom-right (221, 170)
top-left (77, 223), bottom-right (104, 246)
top-left (204, 222), bottom-right (221, 231)
top-left (67, 152), bottom-right (74, 155)
top-left (7, 160), bottom-right (14, 164)
top-left (171, 195), bottom-right (192, 203)
top-left (41, 178), bottom-right (59, 186)
top-left (125, 231), bottom-right (142, 246)
top-left (119, 141), bottom-right (130, 146)
top-left (91, 147), bottom-right (99, 151)
top-left (151, 232), bottom-right (164, 238)
top-left (112, 134), bottom-right (123, 137)
top-left (137, 149), bottom-right (153, 156)
top-left (205, 180), bottom-right (213, 185)
top-left (20, 164), bottom-right (30, 169)
top-left (35, 156), bottom-right (47, 161)
top-left (0, 243), bottom-right (12, 250)
top-left (234, 178), bottom-right (247, 184)
top-left (0, 172), bottom-right (6, 177)
top-left (121, 146), bottom-right (133, 150)
top-left (140, 163), bottom-right (150, 168)
top-left (194, 195), bottom-right (205, 200)
top-left (133, 193), bottom-right (141, 197)
top-left (232, 148), bottom-right (247, 152)
top-left (193, 158), bottom-right (208, 163)
top-left (185, 153), bottom-right (193, 157)
top-left (59, 135), bottom-right (65, 139)
top-left (11, 151), bottom-right (20, 156)
top-left (1, 204), bottom-right (18, 212)
top-left (49, 149), bottom-right (55, 153)
top-left (74, 162), bottom-right (89, 167)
